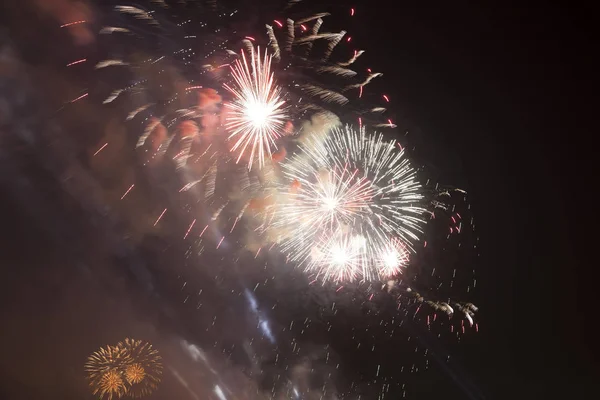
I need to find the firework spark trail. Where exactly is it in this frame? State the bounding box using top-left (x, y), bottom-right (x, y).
top-left (224, 47), bottom-right (287, 170)
top-left (93, 143), bottom-right (108, 156)
top-left (154, 208), bottom-right (167, 226)
top-left (270, 125), bottom-right (427, 281)
top-left (121, 184), bottom-right (135, 200)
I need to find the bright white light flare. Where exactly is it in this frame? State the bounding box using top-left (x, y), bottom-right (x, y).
top-left (224, 47), bottom-right (287, 169)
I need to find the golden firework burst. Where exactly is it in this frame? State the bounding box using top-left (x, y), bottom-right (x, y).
top-left (85, 339), bottom-right (162, 399)
top-left (98, 368), bottom-right (127, 398)
top-left (116, 338), bottom-right (162, 398)
top-left (84, 345), bottom-right (130, 399)
top-left (124, 363), bottom-right (146, 384)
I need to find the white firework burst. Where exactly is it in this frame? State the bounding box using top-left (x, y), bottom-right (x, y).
top-left (309, 231), bottom-right (364, 282)
top-left (224, 47), bottom-right (287, 170)
top-left (271, 125), bottom-right (427, 281)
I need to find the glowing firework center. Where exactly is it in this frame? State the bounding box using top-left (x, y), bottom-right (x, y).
top-left (224, 47), bottom-right (287, 170)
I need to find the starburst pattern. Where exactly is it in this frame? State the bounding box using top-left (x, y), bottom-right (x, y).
top-left (84, 345), bottom-right (129, 399)
top-left (309, 232), bottom-right (364, 281)
top-left (117, 338), bottom-right (162, 398)
top-left (271, 125), bottom-right (427, 281)
top-left (85, 339), bottom-right (162, 399)
top-left (376, 237), bottom-right (410, 277)
top-left (224, 47), bottom-right (287, 170)
top-left (124, 363), bottom-right (146, 385)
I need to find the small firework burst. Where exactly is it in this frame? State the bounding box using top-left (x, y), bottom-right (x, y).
top-left (124, 363), bottom-right (146, 385)
top-left (375, 237), bottom-right (410, 277)
top-left (84, 345), bottom-right (129, 399)
top-left (117, 338), bottom-right (162, 398)
top-left (98, 369), bottom-right (128, 399)
top-left (310, 231), bottom-right (364, 282)
top-left (224, 46), bottom-right (287, 170)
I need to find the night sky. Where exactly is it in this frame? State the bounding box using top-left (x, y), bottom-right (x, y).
top-left (0, 1), bottom-right (594, 399)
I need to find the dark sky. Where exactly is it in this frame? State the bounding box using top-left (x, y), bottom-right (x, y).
top-left (0, 1), bottom-right (595, 399)
top-left (358, 2), bottom-right (594, 396)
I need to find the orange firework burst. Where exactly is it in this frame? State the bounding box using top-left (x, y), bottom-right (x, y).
top-left (117, 338), bottom-right (162, 398)
top-left (84, 345), bottom-right (129, 399)
top-left (124, 363), bottom-right (146, 384)
top-left (85, 339), bottom-right (162, 399)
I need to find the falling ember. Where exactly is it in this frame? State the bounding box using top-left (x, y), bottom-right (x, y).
top-left (350, 8), bottom-right (355, 16)
top-left (216, 236), bottom-right (225, 249)
top-left (369, 293), bottom-right (374, 301)
top-left (300, 24), bottom-right (307, 31)
top-left (120, 184), bottom-right (134, 200)
top-left (93, 143), bottom-right (108, 156)
top-left (67, 59), bottom-right (87, 66)
top-left (254, 247), bottom-right (261, 258)
top-left (336, 286), bottom-right (344, 292)
top-left (359, 85), bottom-right (363, 98)
top-left (199, 224), bottom-right (209, 237)
top-left (61, 20), bottom-right (86, 28)
top-left (274, 20), bottom-right (283, 27)
top-left (245, 36), bottom-right (255, 41)
top-left (230, 217), bottom-right (239, 233)
top-left (383, 94), bottom-right (390, 102)
top-left (153, 208), bottom-right (167, 226)
top-left (185, 86), bottom-right (203, 91)
top-left (70, 93), bottom-right (88, 103)
top-left (183, 219), bottom-right (196, 239)
top-left (347, 37), bottom-right (352, 42)
top-left (475, 323), bottom-right (479, 332)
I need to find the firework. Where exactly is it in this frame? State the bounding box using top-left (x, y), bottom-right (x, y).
top-left (308, 231), bottom-right (364, 282)
top-left (84, 345), bottom-right (129, 399)
top-left (117, 338), bottom-right (163, 398)
top-left (376, 237), bottom-right (411, 277)
top-left (270, 125), bottom-right (427, 281)
top-left (85, 339), bottom-right (162, 399)
top-left (224, 47), bottom-right (287, 169)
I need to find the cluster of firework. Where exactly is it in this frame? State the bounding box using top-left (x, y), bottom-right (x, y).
top-left (82, 3), bottom-right (430, 280)
top-left (20, 1), bottom-right (488, 398)
top-left (63, 0), bottom-right (478, 339)
top-left (85, 339), bottom-right (162, 399)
